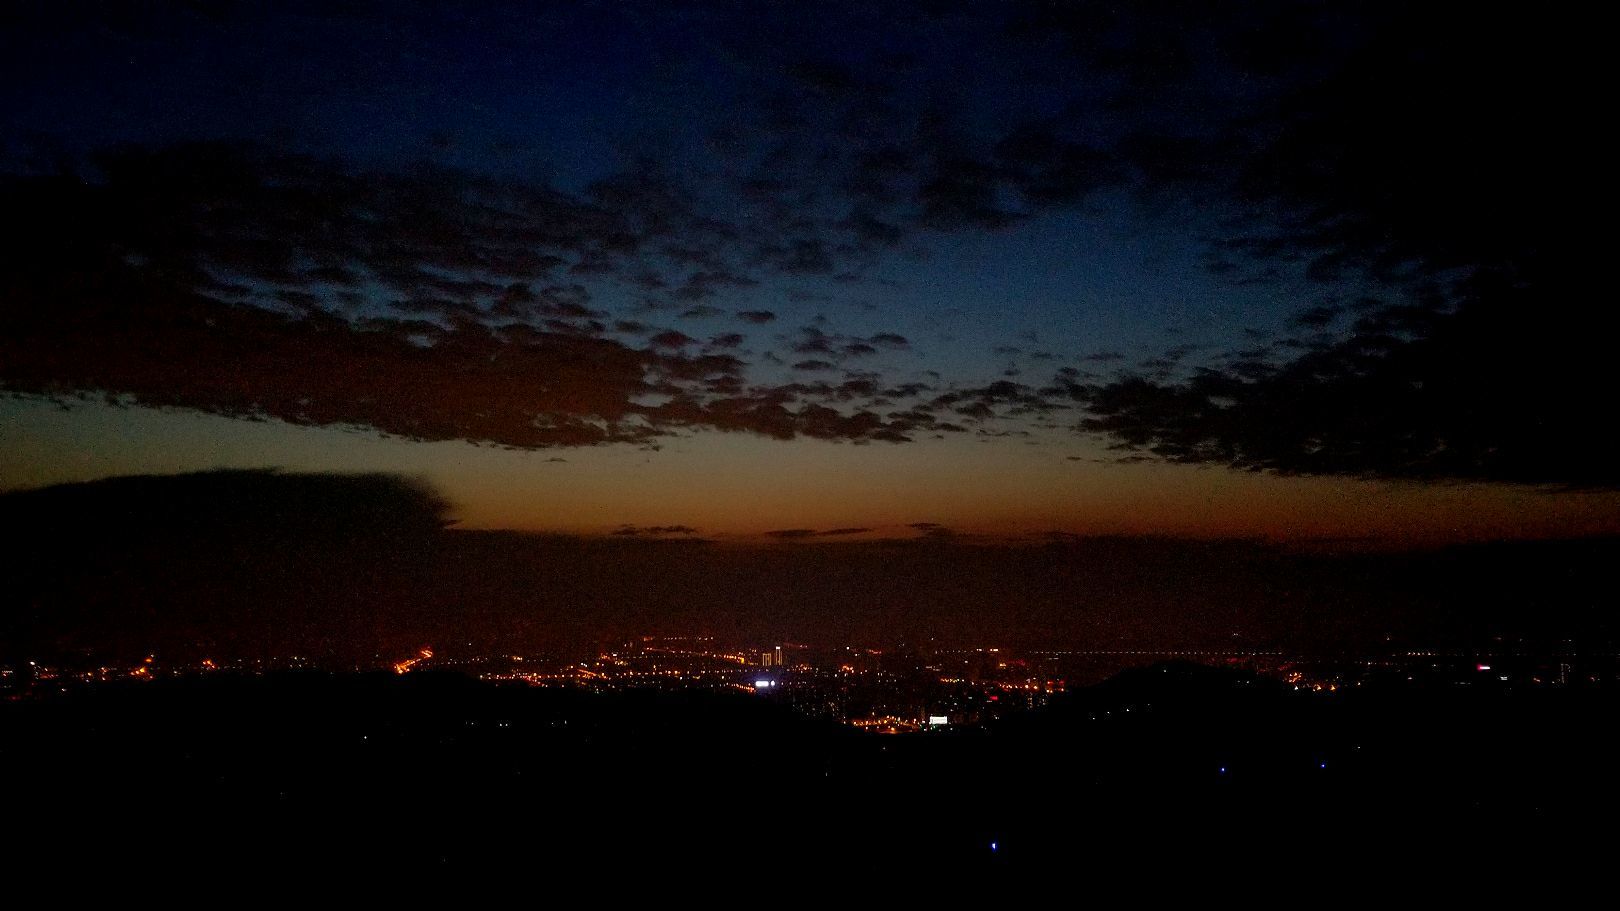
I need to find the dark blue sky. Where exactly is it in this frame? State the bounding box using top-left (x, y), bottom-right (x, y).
top-left (3, 1), bottom-right (1614, 542)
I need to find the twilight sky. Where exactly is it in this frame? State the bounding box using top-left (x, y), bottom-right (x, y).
top-left (3, 1), bottom-right (1616, 545)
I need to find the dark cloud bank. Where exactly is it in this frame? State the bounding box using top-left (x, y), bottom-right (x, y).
top-left (1055, 4), bottom-right (1617, 486)
top-left (5, 472), bottom-right (1615, 665)
top-left (0, 144), bottom-right (938, 447)
top-left (2, 2), bottom-right (1613, 484)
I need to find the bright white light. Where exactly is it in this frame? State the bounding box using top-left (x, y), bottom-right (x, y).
top-left (928, 715), bottom-right (949, 726)
top-left (753, 679), bottom-right (775, 688)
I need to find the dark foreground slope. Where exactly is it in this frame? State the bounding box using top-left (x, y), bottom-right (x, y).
top-left (3, 666), bottom-right (1615, 887)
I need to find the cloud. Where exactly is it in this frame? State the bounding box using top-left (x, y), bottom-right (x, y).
top-left (920, 380), bottom-right (1068, 425)
top-left (1030, 4), bottom-right (1612, 485)
top-left (611, 525), bottom-right (699, 537)
top-left (993, 125), bottom-right (1121, 207)
top-left (649, 330), bottom-right (699, 349)
top-left (971, 4), bottom-right (1615, 486)
top-left (1078, 273), bottom-right (1620, 485)
top-left (764, 526), bottom-right (873, 539)
top-left (1288, 305), bottom-right (1344, 330)
top-left (1, 468), bottom-right (453, 536)
top-left (8, 470), bottom-right (1619, 661)
top-left (791, 327), bottom-right (836, 355)
top-left (674, 269), bottom-right (758, 300)
top-left (786, 326), bottom-right (910, 365)
top-left (4, 6), bottom-right (1602, 471)
top-left (0, 469), bottom-right (453, 660)
top-left (0, 143), bottom-right (953, 448)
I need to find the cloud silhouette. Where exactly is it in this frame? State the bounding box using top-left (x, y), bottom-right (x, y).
top-left (0, 144), bottom-right (957, 447)
top-left (763, 527), bottom-right (873, 539)
top-left (3, 4), bottom-right (1606, 475)
top-left (1079, 276), bottom-right (1619, 485)
top-left (0, 469), bottom-right (453, 661)
top-left (6, 470), bottom-right (1618, 664)
top-left (1058, 7), bottom-right (1615, 485)
top-left (611, 525), bottom-right (700, 537)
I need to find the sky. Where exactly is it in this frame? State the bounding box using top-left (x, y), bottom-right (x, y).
top-left (3, 0), bottom-right (1616, 545)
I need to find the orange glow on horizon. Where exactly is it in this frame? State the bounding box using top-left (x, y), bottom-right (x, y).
top-left (6, 398), bottom-right (1619, 548)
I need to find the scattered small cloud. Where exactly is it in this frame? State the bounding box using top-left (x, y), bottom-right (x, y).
top-left (610, 524), bottom-right (699, 537)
